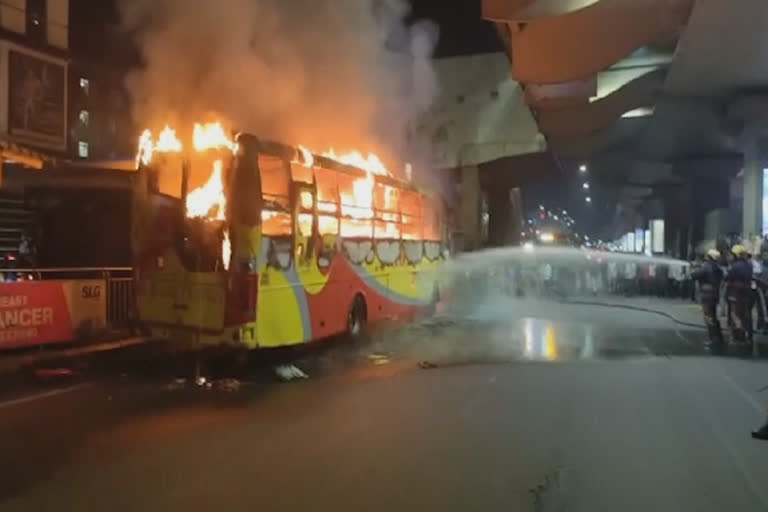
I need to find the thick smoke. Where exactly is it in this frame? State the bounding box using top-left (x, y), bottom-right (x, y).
top-left (118, 0), bottom-right (439, 171)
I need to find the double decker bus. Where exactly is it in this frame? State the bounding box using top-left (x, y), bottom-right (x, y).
top-left (132, 125), bottom-right (446, 349)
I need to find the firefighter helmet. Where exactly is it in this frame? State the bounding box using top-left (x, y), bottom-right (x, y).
top-left (731, 244), bottom-right (747, 257)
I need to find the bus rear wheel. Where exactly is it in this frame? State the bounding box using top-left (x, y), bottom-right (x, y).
top-left (347, 295), bottom-right (367, 341)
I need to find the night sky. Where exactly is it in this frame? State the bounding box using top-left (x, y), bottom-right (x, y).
top-left (409, 0), bottom-right (503, 56)
top-left (70, 0), bottom-right (502, 62)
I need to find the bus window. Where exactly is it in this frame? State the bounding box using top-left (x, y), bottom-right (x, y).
top-left (259, 155), bottom-right (290, 211)
top-left (318, 215), bottom-right (339, 235)
top-left (422, 196), bottom-right (441, 240)
top-left (299, 190), bottom-right (314, 211)
top-left (290, 161), bottom-right (313, 185)
top-left (374, 220), bottom-right (400, 239)
top-left (374, 183), bottom-right (400, 239)
top-left (262, 210), bottom-right (292, 236)
top-left (315, 167), bottom-right (339, 215)
top-left (297, 213), bottom-right (313, 237)
top-left (154, 154), bottom-right (185, 198)
top-left (341, 218), bottom-right (373, 238)
top-left (338, 172), bottom-right (373, 220)
top-left (338, 172), bottom-right (373, 238)
top-left (400, 189), bottom-right (422, 240)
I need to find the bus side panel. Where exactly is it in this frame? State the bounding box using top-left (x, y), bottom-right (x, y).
top-left (255, 238), bottom-right (307, 348)
top-left (136, 249), bottom-right (227, 334)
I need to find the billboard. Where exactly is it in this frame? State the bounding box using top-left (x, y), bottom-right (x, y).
top-left (0, 280), bottom-right (106, 349)
top-left (7, 46), bottom-right (67, 150)
top-left (651, 219), bottom-right (665, 254)
top-left (634, 228), bottom-right (644, 253)
top-left (644, 230), bottom-right (652, 256)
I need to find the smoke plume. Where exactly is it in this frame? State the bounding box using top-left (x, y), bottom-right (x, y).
top-left (118, 0), bottom-right (439, 171)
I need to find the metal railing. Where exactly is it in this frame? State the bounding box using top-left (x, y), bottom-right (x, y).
top-left (0, 266), bottom-right (134, 329)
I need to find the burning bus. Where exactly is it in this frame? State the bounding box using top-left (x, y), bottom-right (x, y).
top-left (132, 123), bottom-right (446, 349)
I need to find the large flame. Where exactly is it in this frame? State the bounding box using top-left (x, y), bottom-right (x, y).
top-left (137, 129), bottom-right (153, 166)
top-left (193, 122), bottom-right (235, 152)
top-left (137, 122), bottom-right (412, 260)
top-left (293, 145), bottom-right (389, 177)
top-left (156, 125), bottom-right (183, 152)
top-left (323, 149), bottom-right (388, 176)
top-left (186, 159), bottom-right (226, 220)
top-left (222, 229), bottom-right (231, 271)
top-left (136, 125), bottom-right (183, 166)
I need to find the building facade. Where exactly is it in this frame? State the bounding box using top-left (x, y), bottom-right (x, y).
top-left (0, 0), bottom-right (69, 155)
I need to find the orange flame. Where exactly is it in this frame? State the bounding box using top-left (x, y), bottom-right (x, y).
top-left (156, 125), bottom-right (183, 152)
top-left (136, 125), bottom-right (182, 166)
top-left (297, 145), bottom-right (314, 168)
top-left (193, 122), bottom-right (235, 152)
top-left (186, 159), bottom-right (226, 220)
top-left (322, 149), bottom-right (388, 176)
top-left (222, 229), bottom-right (231, 270)
top-left (137, 129), bottom-right (153, 166)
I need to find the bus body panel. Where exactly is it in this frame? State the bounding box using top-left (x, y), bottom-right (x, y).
top-left (133, 135), bottom-right (446, 350)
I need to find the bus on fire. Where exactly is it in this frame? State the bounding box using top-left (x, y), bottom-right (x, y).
top-left (132, 124), bottom-right (446, 349)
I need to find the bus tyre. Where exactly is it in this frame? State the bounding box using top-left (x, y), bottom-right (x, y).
top-left (346, 295), bottom-right (367, 341)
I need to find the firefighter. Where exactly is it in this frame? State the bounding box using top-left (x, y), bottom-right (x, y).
top-left (751, 250), bottom-right (767, 333)
top-left (692, 249), bottom-right (724, 348)
top-left (726, 244), bottom-right (753, 343)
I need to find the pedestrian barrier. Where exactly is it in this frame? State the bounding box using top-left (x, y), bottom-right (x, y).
top-left (0, 267), bottom-right (134, 350)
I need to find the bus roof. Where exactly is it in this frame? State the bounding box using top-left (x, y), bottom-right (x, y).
top-left (237, 133), bottom-right (425, 195)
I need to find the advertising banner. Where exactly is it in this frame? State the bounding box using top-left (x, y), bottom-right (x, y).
top-left (7, 45), bottom-right (67, 150)
top-left (0, 279), bottom-right (106, 349)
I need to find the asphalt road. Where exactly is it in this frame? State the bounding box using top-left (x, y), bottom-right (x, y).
top-left (3, 299), bottom-right (768, 511)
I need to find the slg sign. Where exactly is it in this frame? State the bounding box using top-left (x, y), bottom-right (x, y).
top-left (0, 280), bottom-right (106, 349)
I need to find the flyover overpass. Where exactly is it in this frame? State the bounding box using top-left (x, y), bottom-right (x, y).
top-left (483, 0), bottom-right (768, 254)
top-left (413, 52), bottom-right (548, 250)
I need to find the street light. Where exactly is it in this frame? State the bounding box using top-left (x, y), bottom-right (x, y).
top-left (585, 196), bottom-right (592, 203)
top-left (582, 182), bottom-right (590, 190)
top-left (579, 164), bottom-right (587, 173)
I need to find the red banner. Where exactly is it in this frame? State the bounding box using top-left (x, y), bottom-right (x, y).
top-left (0, 280), bottom-right (105, 349)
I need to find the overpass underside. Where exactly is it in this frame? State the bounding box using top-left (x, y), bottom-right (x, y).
top-left (481, 0), bottom-right (768, 255)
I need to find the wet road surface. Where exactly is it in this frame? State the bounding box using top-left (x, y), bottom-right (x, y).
top-left (3, 300), bottom-right (768, 511)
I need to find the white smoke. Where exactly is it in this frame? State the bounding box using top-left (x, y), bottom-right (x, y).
top-left (118, 0), bottom-right (439, 172)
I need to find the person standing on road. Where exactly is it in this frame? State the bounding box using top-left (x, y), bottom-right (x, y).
top-left (726, 244), bottom-right (753, 343)
top-left (692, 249), bottom-right (724, 348)
top-left (750, 250), bottom-right (766, 333)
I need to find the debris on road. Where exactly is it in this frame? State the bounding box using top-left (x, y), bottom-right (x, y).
top-left (418, 361), bottom-right (439, 370)
top-left (368, 353), bottom-right (391, 366)
top-left (275, 364), bottom-right (309, 382)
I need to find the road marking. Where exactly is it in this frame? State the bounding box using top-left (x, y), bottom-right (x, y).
top-left (0, 383), bottom-right (92, 410)
top-left (721, 372), bottom-right (765, 417)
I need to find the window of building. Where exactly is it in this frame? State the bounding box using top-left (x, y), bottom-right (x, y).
top-left (79, 78), bottom-right (89, 95)
top-left (78, 141), bottom-right (89, 158)
top-left (26, 0), bottom-right (47, 44)
top-left (79, 110), bottom-right (89, 126)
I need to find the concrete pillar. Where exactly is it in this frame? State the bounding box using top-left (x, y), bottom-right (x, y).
top-left (487, 186), bottom-right (511, 247)
top-left (486, 186), bottom-right (524, 247)
top-left (510, 187), bottom-right (523, 246)
top-left (460, 165), bottom-right (481, 251)
top-left (742, 141), bottom-right (764, 239)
